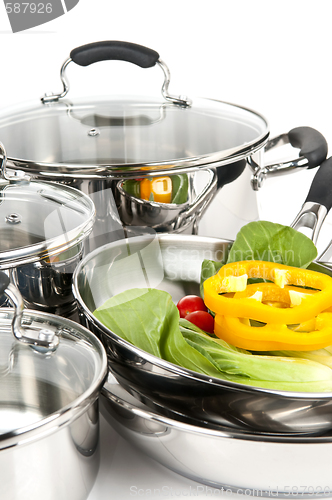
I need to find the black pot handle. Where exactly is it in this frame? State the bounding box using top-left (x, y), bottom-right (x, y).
top-left (70, 41), bottom-right (160, 68)
top-left (291, 156), bottom-right (332, 244)
top-left (0, 271), bottom-right (10, 297)
top-left (251, 126), bottom-right (328, 190)
top-left (305, 156), bottom-right (332, 210)
top-left (41, 41), bottom-right (190, 107)
top-left (288, 127), bottom-right (328, 169)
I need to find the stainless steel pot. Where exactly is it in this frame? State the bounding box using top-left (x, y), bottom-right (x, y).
top-left (0, 143), bottom-right (95, 316)
top-left (0, 271), bottom-right (107, 500)
top-left (0, 41), bottom-right (328, 245)
top-left (101, 372), bottom-right (332, 496)
top-left (73, 157), bottom-right (332, 435)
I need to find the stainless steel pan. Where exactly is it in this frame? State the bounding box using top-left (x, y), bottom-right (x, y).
top-left (101, 372), bottom-right (332, 496)
top-left (73, 157), bottom-right (332, 435)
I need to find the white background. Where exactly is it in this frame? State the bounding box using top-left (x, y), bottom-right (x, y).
top-left (1, 1), bottom-right (332, 498)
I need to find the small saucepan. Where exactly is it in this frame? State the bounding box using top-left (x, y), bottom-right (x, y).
top-left (0, 142), bottom-right (95, 315)
top-left (0, 271), bottom-right (107, 500)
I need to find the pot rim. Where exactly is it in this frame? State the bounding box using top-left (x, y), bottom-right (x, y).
top-left (1, 96), bottom-right (270, 178)
top-left (0, 309), bottom-right (108, 451)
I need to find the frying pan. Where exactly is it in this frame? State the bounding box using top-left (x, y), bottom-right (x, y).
top-left (73, 157), bottom-right (332, 435)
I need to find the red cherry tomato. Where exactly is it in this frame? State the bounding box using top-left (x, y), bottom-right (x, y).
top-left (185, 311), bottom-right (215, 334)
top-left (177, 295), bottom-right (207, 318)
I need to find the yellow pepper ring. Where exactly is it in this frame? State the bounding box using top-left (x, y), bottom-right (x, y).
top-left (204, 261), bottom-right (332, 324)
top-left (234, 283), bottom-right (317, 307)
top-left (214, 313), bottom-right (332, 351)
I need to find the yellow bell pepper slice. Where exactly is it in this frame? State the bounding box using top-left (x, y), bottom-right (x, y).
top-left (214, 312), bottom-right (332, 351)
top-left (203, 261), bottom-right (332, 324)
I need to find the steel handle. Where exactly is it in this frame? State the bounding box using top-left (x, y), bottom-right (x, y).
top-left (41, 40), bottom-right (191, 107)
top-left (291, 157), bottom-right (332, 245)
top-left (0, 270), bottom-right (59, 351)
top-left (174, 169), bottom-right (218, 231)
top-left (251, 127), bottom-right (328, 190)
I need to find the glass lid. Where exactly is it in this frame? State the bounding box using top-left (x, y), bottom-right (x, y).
top-left (0, 95), bottom-right (269, 177)
top-left (0, 173), bottom-right (95, 267)
top-left (0, 296), bottom-right (107, 450)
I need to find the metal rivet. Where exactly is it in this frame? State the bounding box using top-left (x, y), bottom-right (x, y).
top-left (5, 213), bottom-right (22, 224)
top-left (38, 329), bottom-right (55, 342)
top-left (88, 128), bottom-right (100, 137)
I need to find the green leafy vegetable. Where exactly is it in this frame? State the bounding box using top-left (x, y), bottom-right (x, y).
top-left (170, 174), bottom-right (189, 204)
top-left (227, 221), bottom-right (317, 268)
top-left (94, 288), bottom-right (332, 392)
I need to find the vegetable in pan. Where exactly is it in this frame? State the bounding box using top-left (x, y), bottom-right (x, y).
top-left (122, 173), bottom-right (189, 204)
top-left (93, 220), bottom-right (332, 392)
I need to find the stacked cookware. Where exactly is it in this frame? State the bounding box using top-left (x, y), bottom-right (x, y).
top-left (1, 40), bottom-right (332, 498)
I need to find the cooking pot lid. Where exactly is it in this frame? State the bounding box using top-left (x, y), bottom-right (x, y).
top-left (0, 305), bottom-right (107, 449)
top-left (0, 176), bottom-right (95, 266)
top-left (0, 96), bottom-right (269, 176)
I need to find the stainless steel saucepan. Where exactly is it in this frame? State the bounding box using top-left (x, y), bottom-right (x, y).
top-left (0, 142), bottom-right (95, 316)
top-left (0, 41), bottom-right (328, 245)
top-left (73, 157), bottom-right (332, 435)
top-left (0, 271), bottom-right (107, 500)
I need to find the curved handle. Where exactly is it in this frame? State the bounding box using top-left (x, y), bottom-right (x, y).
top-left (251, 126), bottom-right (328, 190)
top-left (174, 169), bottom-right (218, 230)
top-left (305, 156), bottom-right (332, 210)
top-left (41, 40), bottom-right (191, 107)
top-left (288, 127), bottom-right (328, 169)
top-left (70, 41), bottom-right (160, 68)
top-left (291, 156), bottom-right (332, 244)
top-left (0, 270), bottom-right (59, 351)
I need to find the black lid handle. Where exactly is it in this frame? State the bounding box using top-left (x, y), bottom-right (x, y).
top-left (70, 41), bottom-right (160, 69)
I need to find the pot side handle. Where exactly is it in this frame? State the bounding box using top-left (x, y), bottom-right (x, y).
top-left (291, 156), bottom-right (332, 245)
top-left (0, 272), bottom-right (10, 297)
top-left (250, 126), bottom-right (328, 190)
top-left (41, 40), bottom-right (191, 107)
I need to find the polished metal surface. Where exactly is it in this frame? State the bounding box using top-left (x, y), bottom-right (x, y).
top-left (73, 234), bottom-right (332, 435)
top-left (291, 201), bottom-right (328, 245)
top-left (0, 307), bottom-right (107, 500)
top-left (101, 373), bottom-right (332, 496)
top-left (115, 169), bottom-right (217, 233)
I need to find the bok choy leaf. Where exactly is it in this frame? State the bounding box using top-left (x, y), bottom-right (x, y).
top-left (94, 288), bottom-right (332, 392)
